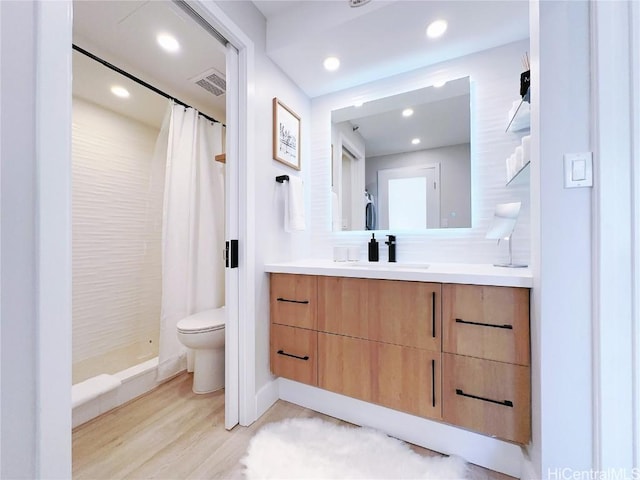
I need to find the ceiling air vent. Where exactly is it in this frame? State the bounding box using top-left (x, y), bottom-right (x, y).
top-left (192, 67), bottom-right (226, 97)
top-left (349, 0), bottom-right (371, 7)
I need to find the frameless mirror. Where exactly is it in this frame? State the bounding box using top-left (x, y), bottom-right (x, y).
top-left (331, 76), bottom-right (471, 231)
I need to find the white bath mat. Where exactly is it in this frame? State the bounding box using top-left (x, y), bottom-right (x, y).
top-left (241, 417), bottom-right (468, 479)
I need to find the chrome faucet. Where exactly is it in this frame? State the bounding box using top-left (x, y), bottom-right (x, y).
top-left (385, 235), bottom-right (396, 262)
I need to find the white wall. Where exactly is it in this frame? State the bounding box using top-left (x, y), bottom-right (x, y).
top-left (365, 144), bottom-right (472, 229)
top-left (1, 1), bottom-right (73, 478)
top-left (310, 40), bottom-right (531, 265)
top-left (0, 2), bottom-right (38, 476)
top-left (528, 1), bottom-right (592, 476)
top-left (214, 1), bottom-right (312, 396)
top-left (72, 98), bottom-right (162, 384)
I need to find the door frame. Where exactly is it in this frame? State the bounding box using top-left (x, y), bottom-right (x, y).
top-left (151, 0), bottom-right (258, 429)
top-left (31, 0), bottom-right (256, 475)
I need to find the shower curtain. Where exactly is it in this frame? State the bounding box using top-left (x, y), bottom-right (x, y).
top-left (156, 103), bottom-right (226, 381)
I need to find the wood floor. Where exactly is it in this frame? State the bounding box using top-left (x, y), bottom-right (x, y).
top-left (73, 372), bottom-right (515, 480)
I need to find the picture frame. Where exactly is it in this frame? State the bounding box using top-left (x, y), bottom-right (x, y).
top-left (272, 97), bottom-right (301, 170)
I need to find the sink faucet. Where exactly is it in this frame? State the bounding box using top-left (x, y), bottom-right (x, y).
top-left (385, 235), bottom-right (396, 262)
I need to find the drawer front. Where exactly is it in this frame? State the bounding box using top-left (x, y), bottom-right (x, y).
top-left (270, 324), bottom-right (317, 386)
top-left (271, 273), bottom-right (317, 329)
top-left (442, 284), bottom-right (530, 365)
top-left (318, 332), bottom-right (373, 403)
top-left (318, 278), bottom-right (441, 352)
top-left (318, 333), bottom-right (441, 420)
top-left (374, 342), bottom-right (441, 420)
top-left (368, 280), bottom-right (441, 351)
top-left (318, 276), bottom-right (369, 338)
top-left (442, 353), bottom-right (530, 444)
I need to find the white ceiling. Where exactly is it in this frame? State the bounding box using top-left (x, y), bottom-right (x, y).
top-left (72, 1), bottom-right (227, 129)
top-left (72, 0), bottom-right (528, 152)
top-left (253, 0), bottom-right (529, 98)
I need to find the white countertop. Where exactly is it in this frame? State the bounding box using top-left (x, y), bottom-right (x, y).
top-left (264, 259), bottom-right (533, 288)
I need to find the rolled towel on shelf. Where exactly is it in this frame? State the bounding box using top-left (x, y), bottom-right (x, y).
top-left (521, 135), bottom-right (531, 165)
top-left (284, 175), bottom-right (305, 232)
top-left (514, 146), bottom-right (524, 171)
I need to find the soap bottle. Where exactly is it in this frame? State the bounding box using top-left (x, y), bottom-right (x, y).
top-left (368, 233), bottom-right (379, 262)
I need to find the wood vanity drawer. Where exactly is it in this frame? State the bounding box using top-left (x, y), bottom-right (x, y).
top-left (271, 273), bottom-right (317, 329)
top-left (318, 276), bottom-right (369, 338)
top-left (270, 324), bottom-right (317, 386)
top-left (368, 280), bottom-right (441, 351)
top-left (318, 332), bottom-right (442, 420)
top-left (318, 277), bottom-right (441, 351)
top-left (442, 284), bottom-right (530, 365)
top-left (442, 353), bottom-right (530, 444)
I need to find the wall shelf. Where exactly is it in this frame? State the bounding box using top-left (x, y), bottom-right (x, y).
top-left (506, 161), bottom-right (530, 186)
top-left (505, 92), bottom-right (530, 133)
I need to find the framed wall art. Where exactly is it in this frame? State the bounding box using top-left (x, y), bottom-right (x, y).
top-left (273, 97), bottom-right (301, 170)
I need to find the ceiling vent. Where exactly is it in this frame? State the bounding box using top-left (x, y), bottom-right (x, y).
top-left (349, 0), bottom-right (371, 7)
top-left (192, 67), bottom-right (226, 96)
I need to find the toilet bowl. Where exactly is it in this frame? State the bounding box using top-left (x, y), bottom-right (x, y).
top-left (176, 307), bottom-right (225, 394)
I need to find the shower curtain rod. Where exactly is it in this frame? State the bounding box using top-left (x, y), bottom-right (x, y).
top-left (72, 44), bottom-right (224, 126)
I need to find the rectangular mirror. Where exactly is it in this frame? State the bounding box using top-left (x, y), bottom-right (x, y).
top-left (331, 76), bottom-right (471, 231)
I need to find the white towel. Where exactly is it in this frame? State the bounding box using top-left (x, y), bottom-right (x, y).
top-left (285, 175), bottom-right (305, 232)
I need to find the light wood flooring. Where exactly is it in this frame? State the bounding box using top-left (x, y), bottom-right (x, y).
top-left (73, 372), bottom-right (516, 480)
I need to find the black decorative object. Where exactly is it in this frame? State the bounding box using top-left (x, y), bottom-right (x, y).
top-left (520, 70), bottom-right (530, 102)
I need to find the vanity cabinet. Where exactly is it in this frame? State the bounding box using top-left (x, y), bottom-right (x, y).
top-left (269, 273), bottom-right (530, 444)
top-left (270, 274), bottom-right (318, 385)
top-left (441, 284), bottom-right (531, 444)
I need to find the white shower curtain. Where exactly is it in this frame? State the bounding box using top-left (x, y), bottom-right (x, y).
top-left (156, 103), bottom-right (225, 381)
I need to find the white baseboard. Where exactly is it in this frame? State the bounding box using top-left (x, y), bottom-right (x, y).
top-left (520, 450), bottom-right (539, 480)
top-left (255, 378), bottom-right (279, 419)
top-left (278, 378), bottom-right (524, 478)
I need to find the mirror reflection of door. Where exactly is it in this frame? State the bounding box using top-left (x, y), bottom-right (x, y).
top-left (340, 146), bottom-right (365, 231)
top-left (378, 164), bottom-right (441, 230)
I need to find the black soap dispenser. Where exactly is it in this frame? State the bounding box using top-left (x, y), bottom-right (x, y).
top-left (368, 233), bottom-right (379, 262)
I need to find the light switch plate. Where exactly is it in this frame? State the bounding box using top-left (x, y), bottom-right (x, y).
top-left (564, 152), bottom-right (593, 188)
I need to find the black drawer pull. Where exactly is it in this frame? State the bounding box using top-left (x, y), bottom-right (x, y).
top-left (455, 389), bottom-right (513, 407)
top-left (277, 349), bottom-right (309, 361)
top-left (455, 318), bottom-right (513, 329)
top-left (431, 359), bottom-right (436, 407)
top-left (432, 292), bottom-right (436, 338)
top-left (277, 297), bottom-right (310, 304)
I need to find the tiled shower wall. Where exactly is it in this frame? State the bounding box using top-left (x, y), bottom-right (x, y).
top-left (72, 97), bottom-right (164, 384)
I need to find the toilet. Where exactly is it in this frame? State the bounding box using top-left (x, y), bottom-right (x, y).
top-left (176, 307), bottom-right (225, 394)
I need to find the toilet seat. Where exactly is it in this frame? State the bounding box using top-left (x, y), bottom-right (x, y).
top-left (177, 307), bottom-right (225, 334)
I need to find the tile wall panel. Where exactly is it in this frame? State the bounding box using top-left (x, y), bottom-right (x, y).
top-left (72, 98), bottom-right (164, 384)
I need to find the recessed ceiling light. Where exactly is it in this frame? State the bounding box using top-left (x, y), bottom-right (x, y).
top-left (411, 138), bottom-right (421, 145)
top-left (402, 108), bottom-right (414, 117)
top-left (110, 86), bottom-right (130, 98)
top-left (433, 80), bottom-right (447, 88)
top-left (157, 33), bottom-right (180, 53)
top-left (426, 19), bottom-right (448, 39)
top-left (353, 101), bottom-right (364, 107)
top-left (323, 56), bottom-right (340, 72)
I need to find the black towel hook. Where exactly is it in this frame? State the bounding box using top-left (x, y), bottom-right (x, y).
top-left (275, 175), bottom-right (290, 183)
